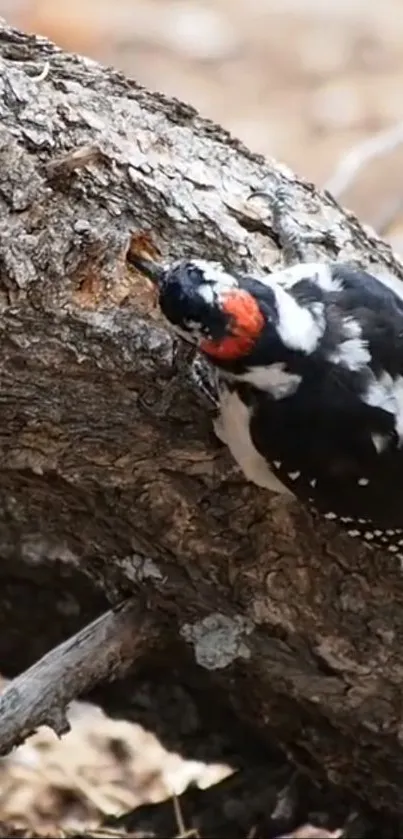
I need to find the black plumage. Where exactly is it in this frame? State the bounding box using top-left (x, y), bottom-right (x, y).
top-left (131, 253), bottom-right (403, 561)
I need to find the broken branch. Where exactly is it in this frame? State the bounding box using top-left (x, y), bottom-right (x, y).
top-left (0, 599), bottom-right (158, 756)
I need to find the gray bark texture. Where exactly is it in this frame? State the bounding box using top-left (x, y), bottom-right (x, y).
top-left (1, 18), bottom-right (403, 820)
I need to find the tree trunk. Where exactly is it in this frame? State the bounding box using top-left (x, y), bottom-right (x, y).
top-left (1, 18), bottom-right (403, 820)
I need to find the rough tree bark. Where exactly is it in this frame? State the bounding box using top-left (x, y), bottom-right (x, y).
top-left (1, 18), bottom-right (403, 821)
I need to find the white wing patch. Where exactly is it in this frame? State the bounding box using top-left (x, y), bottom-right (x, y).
top-left (191, 260), bottom-right (238, 291)
top-left (254, 262), bottom-right (343, 294)
top-left (372, 432), bottom-right (389, 453)
top-left (230, 361), bottom-right (302, 398)
top-left (214, 384), bottom-right (292, 495)
top-left (327, 317), bottom-right (371, 372)
top-left (273, 285), bottom-right (325, 354)
top-left (257, 260), bottom-right (403, 307)
top-left (363, 371), bottom-right (403, 443)
top-left (277, 262), bottom-right (342, 294)
top-left (198, 284), bottom-right (215, 304)
top-left (256, 260), bottom-right (403, 314)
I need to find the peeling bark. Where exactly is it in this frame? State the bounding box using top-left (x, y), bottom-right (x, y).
top-left (0, 18), bottom-right (403, 818)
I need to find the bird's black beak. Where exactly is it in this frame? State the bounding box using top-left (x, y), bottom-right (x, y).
top-left (127, 253), bottom-right (166, 287)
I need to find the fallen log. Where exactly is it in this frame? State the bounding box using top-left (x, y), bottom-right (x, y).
top-left (0, 17), bottom-right (403, 819)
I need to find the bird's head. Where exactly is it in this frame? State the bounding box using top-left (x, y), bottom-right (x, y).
top-left (130, 255), bottom-right (267, 365)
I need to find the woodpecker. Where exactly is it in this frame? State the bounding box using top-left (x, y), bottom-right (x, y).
top-left (129, 248), bottom-right (403, 561)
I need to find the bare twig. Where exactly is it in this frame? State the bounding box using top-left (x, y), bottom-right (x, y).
top-left (0, 599), bottom-right (159, 756)
top-left (172, 790), bottom-right (200, 838)
top-left (31, 61), bottom-right (50, 82)
top-left (325, 120), bottom-right (403, 199)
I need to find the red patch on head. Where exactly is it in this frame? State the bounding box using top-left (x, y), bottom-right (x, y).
top-left (200, 289), bottom-right (264, 360)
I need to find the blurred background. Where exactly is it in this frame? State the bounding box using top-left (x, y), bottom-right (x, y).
top-left (3, 0), bottom-right (403, 244)
top-left (0, 1), bottom-right (403, 835)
